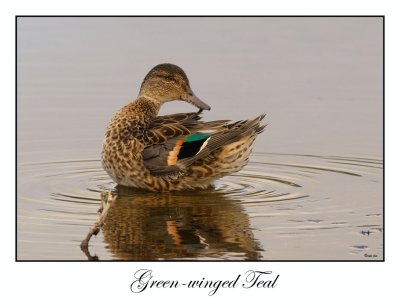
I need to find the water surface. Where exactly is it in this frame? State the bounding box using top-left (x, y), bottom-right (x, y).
top-left (17, 153), bottom-right (382, 260)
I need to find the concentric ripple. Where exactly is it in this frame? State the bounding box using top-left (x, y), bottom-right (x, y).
top-left (17, 153), bottom-right (383, 260)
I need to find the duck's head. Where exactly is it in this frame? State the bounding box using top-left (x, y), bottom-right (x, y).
top-left (139, 63), bottom-right (211, 111)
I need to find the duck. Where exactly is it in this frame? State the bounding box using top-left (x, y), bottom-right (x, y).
top-left (102, 63), bottom-right (266, 191)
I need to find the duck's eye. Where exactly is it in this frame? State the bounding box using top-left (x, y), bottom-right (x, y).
top-left (165, 76), bottom-right (175, 82)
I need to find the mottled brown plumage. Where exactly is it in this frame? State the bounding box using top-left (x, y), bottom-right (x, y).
top-left (102, 63), bottom-right (265, 191)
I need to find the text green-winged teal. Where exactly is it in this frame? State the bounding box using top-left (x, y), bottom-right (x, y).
top-left (102, 63), bottom-right (266, 191)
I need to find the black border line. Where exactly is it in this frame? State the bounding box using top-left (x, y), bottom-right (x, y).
top-left (382, 15), bottom-right (385, 262)
top-left (15, 16), bottom-right (18, 263)
top-left (16, 15), bottom-right (384, 17)
top-left (15, 15), bottom-right (385, 262)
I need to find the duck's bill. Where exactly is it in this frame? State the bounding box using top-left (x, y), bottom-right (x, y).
top-left (186, 91), bottom-right (211, 111)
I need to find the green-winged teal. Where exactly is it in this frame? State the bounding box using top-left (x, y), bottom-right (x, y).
top-left (102, 63), bottom-right (265, 191)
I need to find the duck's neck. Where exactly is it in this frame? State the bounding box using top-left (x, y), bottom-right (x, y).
top-left (131, 96), bottom-right (161, 124)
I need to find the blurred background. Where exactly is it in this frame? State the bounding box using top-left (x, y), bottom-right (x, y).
top-left (17, 17), bottom-right (383, 162)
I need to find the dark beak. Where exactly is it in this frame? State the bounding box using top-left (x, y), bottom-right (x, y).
top-left (185, 90), bottom-right (211, 111)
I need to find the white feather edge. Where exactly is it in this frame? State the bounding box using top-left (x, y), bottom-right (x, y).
top-left (195, 137), bottom-right (211, 155)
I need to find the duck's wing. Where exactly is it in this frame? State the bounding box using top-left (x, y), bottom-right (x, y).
top-left (142, 113), bottom-right (229, 176)
top-left (143, 113), bottom-right (266, 177)
top-left (177, 114), bottom-right (266, 170)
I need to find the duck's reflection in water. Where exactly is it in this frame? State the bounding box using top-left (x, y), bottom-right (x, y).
top-left (82, 186), bottom-right (262, 260)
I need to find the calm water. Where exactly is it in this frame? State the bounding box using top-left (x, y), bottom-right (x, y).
top-left (17, 17), bottom-right (383, 260)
